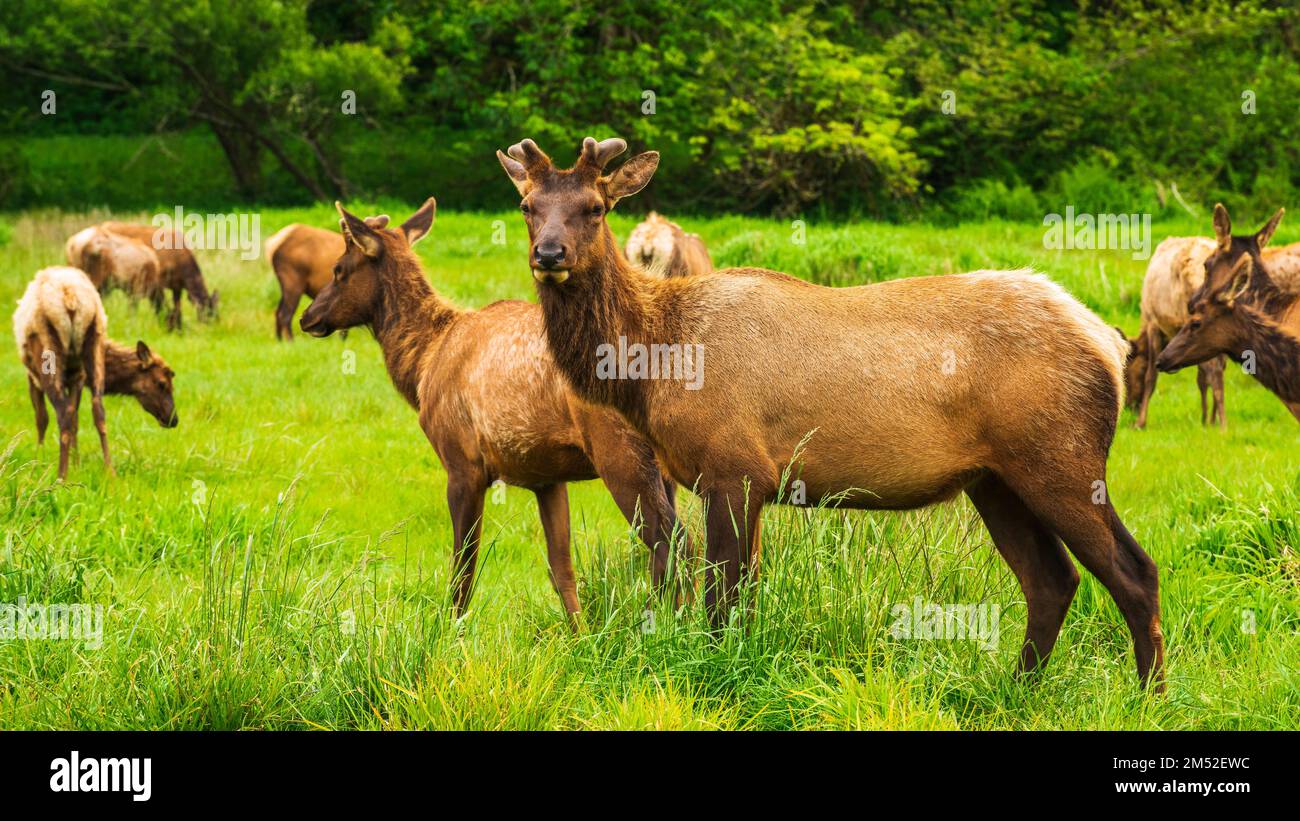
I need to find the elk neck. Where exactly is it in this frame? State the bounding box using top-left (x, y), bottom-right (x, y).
top-left (1236, 305), bottom-right (1300, 403)
top-left (103, 341), bottom-right (139, 396)
top-left (367, 247), bottom-right (459, 409)
top-left (535, 221), bottom-right (660, 423)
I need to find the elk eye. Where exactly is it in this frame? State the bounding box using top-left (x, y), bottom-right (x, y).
top-left (590, 204), bottom-right (604, 217)
top-left (520, 203), bottom-right (530, 215)
top-left (333, 264), bottom-right (342, 277)
top-left (1189, 319), bottom-right (1202, 331)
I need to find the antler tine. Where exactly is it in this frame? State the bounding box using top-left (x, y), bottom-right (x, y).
top-left (507, 139), bottom-right (552, 175)
top-left (579, 136), bottom-right (628, 172)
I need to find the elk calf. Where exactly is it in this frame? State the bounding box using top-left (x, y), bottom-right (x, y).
top-left (264, 223), bottom-right (346, 340)
top-left (299, 199), bottom-right (688, 623)
top-left (13, 267), bottom-right (177, 481)
top-left (625, 212), bottom-right (712, 277)
top-left (500, 136), bottom-right (1164, 690)
top-left (71, 226), bottom-right (165, 302)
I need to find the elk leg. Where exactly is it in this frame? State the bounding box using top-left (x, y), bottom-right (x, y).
top-left (447, 473), bottom-right (488, 617)
top-left (1196, 356), bottom-right (1226, 427)
top-left (1134, 327), bottom-right (1163, 429)
top-left (702, 484), bottom-right (764, 629)
top-left (170, 288), bottom-right (183, 330)
top-left (28, 377), bottom-right (49, 444)
top-left (1007, 471), bottom-right (1164, 691)
top-left (275, 284), bottom-right (303, 341)
top-left (535, 483), bottom-right (582, 627)
top-left (966, 473), bottom-right (1079, 675)
top-left (589, 438), bottom-right (690, 604)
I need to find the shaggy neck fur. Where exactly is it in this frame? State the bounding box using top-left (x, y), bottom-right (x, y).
top-left (1233, 305), bottom-right (1300, 403)
top-left (535, 222), bottom-right (670, 426)
top-left (103, 341), bottom-right (142, 396)
top-left (1245, 251), bottom-right (1296, 319)
top-left (367, 245), bottom-right (459, 409)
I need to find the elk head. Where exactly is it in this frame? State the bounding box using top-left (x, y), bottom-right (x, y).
top-left (1191, 203), bottom-right (1283, 308)
top-left (1157, 254), bottom-right (1255, 373)
top-left (496, 137), bottom-right (659, 284)
top-left (299, 198), bottom-right (435, 337)
top-left (127, 341), bottom-right (178, 428)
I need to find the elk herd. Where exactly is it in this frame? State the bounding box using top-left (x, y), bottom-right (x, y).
top-left (13, 135), bottom-right (1300, 693)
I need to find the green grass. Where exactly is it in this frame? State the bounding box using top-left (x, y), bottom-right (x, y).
top-left (1, 205), bottom-right (1297, 730)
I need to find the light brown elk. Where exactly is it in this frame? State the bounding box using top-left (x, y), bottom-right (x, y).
top-left (71, 226), bottom-right (165, 302)
top-left (100, 222), bottom-right (219, 328)
top-left (298, 199), bottom-right (688, 622)
top-left (625, 212), bottom-right (713, 277)
top-left (499, 136), bottom-right (1164, 689)
top-left (1157, 254), bottom-right (1300, 422)
top-left (13, 267), bottom-right (177, 481)
top-left (1127, 237), bottom-right (1228, 428)
top-left (264, 223), bottom-right (346, 340)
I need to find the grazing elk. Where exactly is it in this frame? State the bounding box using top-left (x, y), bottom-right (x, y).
top-left (264, 223), bottom-right (346, 340)
top-left (625, 212), bottom-right (713, 277)
top-left (13, 267), bottom-right (177, 481)
top-left (69, 226), bottom-right (165, 302)
top-left (99, 222), bottom-right (219, 329)
top-left (499, 137), bottom-right (1164, 690)
top-left (298, 199), bottom-right (688, 623)
top-left (1127, 237), bottom-right (1228, 428)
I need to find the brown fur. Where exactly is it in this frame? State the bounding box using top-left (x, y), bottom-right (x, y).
top-left (265, 223), bottom-right (346, 340)
top-left (625, 212), bottom-right (713, 278)
top-left (1158, 253), bottom-right (1300, 423)
top-left (99, 222), bottom-right (218, 328)
top-left (499, 136), bottom-right (1164, 690)
top-left (72, 227), bottom-right (166, 304)
top-left (299, 199), bottom-right (689, 622)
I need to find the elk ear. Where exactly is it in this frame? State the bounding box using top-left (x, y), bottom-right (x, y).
top-left (497, 150), bottom-right (529, 195)
top-left (1221, 254), bottom-right (1253, 305)
top-left (135, 340), bottom-right (152, 365)
top-left (400, 197), bottom-right (436, 246)
top-left (335, 201), bottom-right (383, 258)
top-left (1213, 203), bottom-right (1232, 250)
top-left (603, 151), bottom-right (659, 204)
top-left (1256, 207), bottom-right (1284, 248)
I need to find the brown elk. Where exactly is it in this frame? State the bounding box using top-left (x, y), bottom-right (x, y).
top-left (99, 222), bottom-right (219, 328)
top-left (1157, 257), bottom-right (1300, 422)
top-left (1156, 205), bottom-right (1300, 422)
top-left (498, 136), bottom-right (1164, 690)
top-left (13, 267), bottom-right (177, 481)
top-left (1127, 237), bottom-right (1228, 428)
top-left (264, 223), bottom-right (345, 340)
top-left (298, 199), bottom-right (688, 622)
top-left (625, 212), bottom-right (713, 277)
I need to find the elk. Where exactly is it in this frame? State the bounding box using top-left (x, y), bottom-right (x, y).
top-left (99, 222), bottom-right (218, 328)
top-left (264, 223), bottom-right (346, 340)
top-left (70, 226), bottom-right (165, 303)
top-left (498, 136), bottom-right (1164, 690)
top-left (625, 212), bottom-right (713, 277)
top-left (1127, 237), bottom-right (1228, 428)
top-left (1156, 204), bottom-right (1300, 422)
top-left (298, 199), bottom-right (688, 623)
top-left (1156, 256), bottom-right (1300, 422)
top-left (13, 267), bottom-right (177, 481)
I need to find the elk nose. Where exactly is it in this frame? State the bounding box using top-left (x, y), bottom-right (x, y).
top-left (534, 243), bottom-right (566, 269)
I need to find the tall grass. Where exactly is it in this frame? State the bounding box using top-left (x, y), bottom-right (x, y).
top-left (0, 207), bottom-right (1296, 729)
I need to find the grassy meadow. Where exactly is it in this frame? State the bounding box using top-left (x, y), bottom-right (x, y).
top-left (0, 204), bottom-right (1297, 730)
